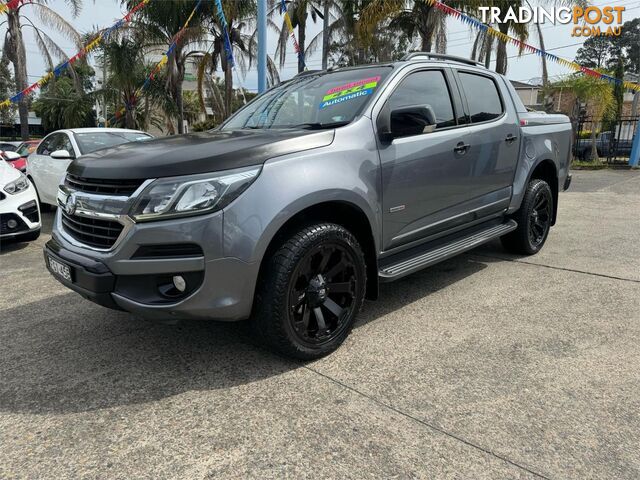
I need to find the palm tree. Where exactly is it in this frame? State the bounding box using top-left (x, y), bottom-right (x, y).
top-left (554, 72), bottom-right (615, 161)
top-left (358, 0), bottom-right (452, 55)
top-left (1, 0), bottom-right (83, 139)
top-left (272, 0), bottom-right (326, 73)
top-left (122, 0), bottom-right (208, 134)
top-left (99, 36), bottom-right (148, 130)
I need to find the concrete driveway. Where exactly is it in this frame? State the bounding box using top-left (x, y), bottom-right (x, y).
top-left (1, 170), bottom-right (639, 479)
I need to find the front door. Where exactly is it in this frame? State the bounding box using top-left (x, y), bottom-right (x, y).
top-left (376, 68), bottom-right (474, 250)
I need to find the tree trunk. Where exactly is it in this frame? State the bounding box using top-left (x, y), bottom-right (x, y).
top-left (175, 53), bottom-right (185, 134)
top-left (321, 0), bottom-right (330, 70)
top-left (534, 22), bottom-right (548, 87)
top-left (484, 34), bottom-right (493, 69)
top-left (495, 23), bottom-right (510, 74)
top-left (590, 122), bottom-right (599, 162)
top-left (298, 16), bottom-right (306, 73)
top-left (7, 11), bottom-right (29, 140)
top-left (422, 35), bottom-right (431, 53)
top-left (224, 63), bottom-right (233, 118)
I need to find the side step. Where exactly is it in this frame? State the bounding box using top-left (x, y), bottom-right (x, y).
top-left (379, 220), bottom-right (517, 281)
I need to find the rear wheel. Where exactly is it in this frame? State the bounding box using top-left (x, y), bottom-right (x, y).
top-left (252, 223), bottom-right (366, 360)
top-left (501, 178), bottom-right (553, 255)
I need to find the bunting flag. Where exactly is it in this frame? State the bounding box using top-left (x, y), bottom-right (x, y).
top-left (111, 0), bottom-right (203, 122)
top-left (280, 0), bottom-right (305, 69)
top-left (214, 0), bottom-right (235, 68)
top-left (423, 0), bottom-right (640, 92)
top-left (0, 0), bottom-right (25, 16)
top-left (0, 0), bottom-right (152, 110)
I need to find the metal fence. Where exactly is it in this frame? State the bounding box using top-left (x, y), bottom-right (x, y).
top-left (573, 115), bottom-right (639, 164)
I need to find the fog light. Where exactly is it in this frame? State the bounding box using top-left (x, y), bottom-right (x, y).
top-left (7, 219), bottom-right (18, 229)
top-left (172, 275), bottom-right (186, 292)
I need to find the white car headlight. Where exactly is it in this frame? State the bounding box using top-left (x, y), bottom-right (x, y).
top-left (131, 166), bottom-right (261, 222)
top-left (3, 174), bottom-right (29, 195)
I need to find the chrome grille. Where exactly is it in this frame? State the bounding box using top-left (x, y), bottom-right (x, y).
top-left (65, 174), bottom-right (144, 196)
top-left (60, 210), bottom-right (124, 249)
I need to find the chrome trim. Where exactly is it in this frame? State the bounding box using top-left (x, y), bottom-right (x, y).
top-left (56, 178), bottom-right (155, 252)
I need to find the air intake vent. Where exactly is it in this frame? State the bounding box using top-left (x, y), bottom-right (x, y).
top-left (132, 244), bottom-right (204, 259)
top-left (65, 174), bottom-right (144, 196)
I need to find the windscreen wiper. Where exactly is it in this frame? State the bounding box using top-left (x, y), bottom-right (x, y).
top-left (287, 121), bottom-right (350, 130)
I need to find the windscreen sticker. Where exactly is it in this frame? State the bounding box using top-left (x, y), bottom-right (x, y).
top-left (319, 76), bottom-right (381, 109)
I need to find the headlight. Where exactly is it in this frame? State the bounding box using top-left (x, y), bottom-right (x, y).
top-left (131, 166), bottom-right (261, 221)
top-left (3, 174), bottom-right (29, 195)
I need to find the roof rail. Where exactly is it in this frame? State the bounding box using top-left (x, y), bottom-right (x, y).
top-left (401, 52), bottom-right (483, 67)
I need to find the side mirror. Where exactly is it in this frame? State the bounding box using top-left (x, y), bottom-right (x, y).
top-left (2, 151), bottom-right (21, 161)
top-left (390, 105), bottom-right (437, 138)
top-left (50, 149), bottom-right (74, 160)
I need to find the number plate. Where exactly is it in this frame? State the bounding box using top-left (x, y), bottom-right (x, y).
top-left (48, 256), bottom-right (72, 282)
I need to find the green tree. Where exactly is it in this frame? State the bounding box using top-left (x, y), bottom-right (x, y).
top-left (0, 58), bottom-right (17, 129)
top-left (554, 72), bottom-right (615, 162)
top-left (122, 0), bottom-right (208, 134)
top-left (1, 0), bottom-right (83, 140)
top-left (32, 60), bottom-right (96, 132)
top-left (575, 18), bottom-right (640, 75)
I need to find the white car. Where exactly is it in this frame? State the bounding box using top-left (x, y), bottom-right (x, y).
top-left (27, 128), bottom-right (153, 207)
top-left (0, 159), bottom-right (41, 243)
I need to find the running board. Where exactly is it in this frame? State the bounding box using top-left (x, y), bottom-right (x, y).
top-left (379, 220), bottom-right (517, 281)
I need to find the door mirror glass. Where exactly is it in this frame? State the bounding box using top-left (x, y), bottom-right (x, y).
top-left (50, 149), bottom-right (73, 160)
top-left (390, 105), bottom-right (437, 138)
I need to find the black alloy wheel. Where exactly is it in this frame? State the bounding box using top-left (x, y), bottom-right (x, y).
top-left (288, 242), bottom-right (358, 346)
top-left (501, 178), bottom-right (554, 255)
top-left (253, 223), bottom-right (366, 359)
top-left (528, 187), bottom-right (552, 248)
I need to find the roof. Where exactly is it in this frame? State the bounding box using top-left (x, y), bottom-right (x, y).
top-left (64, 128), bottom-right (147, 134)
top-left (510, 80), bottom-right (542, 89)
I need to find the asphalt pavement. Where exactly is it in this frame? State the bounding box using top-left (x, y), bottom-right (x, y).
top-left (1, 170), bottom-right (639, 479)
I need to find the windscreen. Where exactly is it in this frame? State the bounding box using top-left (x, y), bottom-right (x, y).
top-left (74, 132), bottom-right (152, 155)
top-left (221, 67), bottom-right (392, 130)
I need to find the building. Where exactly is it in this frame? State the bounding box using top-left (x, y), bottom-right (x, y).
top-left (510, 80), bottom-right (543, 109)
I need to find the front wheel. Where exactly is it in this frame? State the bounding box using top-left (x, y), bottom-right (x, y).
top-left (252, 223), bottom-right (367, 360)
top-left (501, 178), bottom-right (553, 255)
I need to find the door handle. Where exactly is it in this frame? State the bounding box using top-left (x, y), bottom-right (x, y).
top-left (505, 134), bottom-right (518, 144)
top-left (453, 142), bottom-right (470, 154)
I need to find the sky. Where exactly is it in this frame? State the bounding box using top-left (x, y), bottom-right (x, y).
top-left (2, 0), bottom-right (639, 96)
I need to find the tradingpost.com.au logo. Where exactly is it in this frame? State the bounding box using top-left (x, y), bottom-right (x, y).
top-left (478, 5), bottom-right (625, 37)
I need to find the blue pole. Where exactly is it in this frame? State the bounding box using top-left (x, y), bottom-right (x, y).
top-left (630, 120), bottom-right (640, 167)
top-left (257, 0), bottom-right (267, 93)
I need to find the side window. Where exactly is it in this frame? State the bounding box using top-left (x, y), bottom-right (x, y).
top-left (458, 72), bottom-right (503, 123)
top-left (387, 70), bottom-right (456, 129)
top-left (36, 135), bottom-right (56, 155)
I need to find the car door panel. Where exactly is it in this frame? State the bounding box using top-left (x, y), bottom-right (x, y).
top-left (453, 70), bottom-right (520, 201)
top-left (375, 67), bottom-right (475, 250)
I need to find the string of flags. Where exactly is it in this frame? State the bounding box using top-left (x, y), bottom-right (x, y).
top-left (111, 0), bottom-right (203, 123)
top-left (0, 0), bottom-right (25, 16)
top-left (213, 0), bottom-right (235, 68)
top-left (424, 0), bottom-right (640, 92)
top-left (280, 0), bottom-right (305, 69)
top-left (0, 0), bottom-right (152, 110)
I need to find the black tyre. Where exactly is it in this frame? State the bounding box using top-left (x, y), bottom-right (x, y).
top-left (501, 179), bottom-right (553, 255)
top-left (252, 223), bottom-right (366, 360)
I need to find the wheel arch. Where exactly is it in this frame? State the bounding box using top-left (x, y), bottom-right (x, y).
top-left (255, 200), bottom-right (379, 301)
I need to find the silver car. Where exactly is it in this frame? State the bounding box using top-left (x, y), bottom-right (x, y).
top-left (45, 54), bottom-right (572, 359)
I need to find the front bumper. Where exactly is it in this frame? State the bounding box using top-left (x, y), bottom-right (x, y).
top-left (46, 209), bottom-right (259, 321)
top-left (0, 185), bottom-right (41, 239)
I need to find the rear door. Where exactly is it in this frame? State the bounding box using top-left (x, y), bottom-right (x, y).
top-left (453, 70), bottom-right (520, 206)
top-left (375, 67), bottom-right (475, 250)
